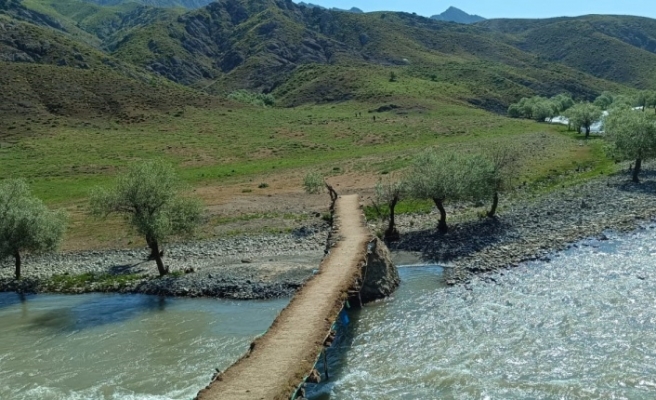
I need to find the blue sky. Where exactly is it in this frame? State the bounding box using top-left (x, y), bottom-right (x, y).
top-left (294, 0), bottom-right (656, 19)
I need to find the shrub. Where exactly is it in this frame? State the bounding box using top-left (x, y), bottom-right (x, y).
top-left (228, 90), bottom-right (275, 107)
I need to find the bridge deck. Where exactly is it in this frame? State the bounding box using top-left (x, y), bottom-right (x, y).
top-left (196, 194), bottom-right (370, 400)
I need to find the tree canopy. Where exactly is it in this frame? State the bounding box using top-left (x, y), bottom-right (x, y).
top-left (563, 102), bottom-right (603, 138)
top-left (374, 175), bottom-right (406, 241)
top-left (0, 179), bottom-right (67, 279)
top-left (605, 109), bottom-right (656, 182)
top-left (407, 150), bottom-right (495, 232)
top-left (90, 161), bottom-right (202, 276)
top-left (507, 94), bottom-right (574, 121)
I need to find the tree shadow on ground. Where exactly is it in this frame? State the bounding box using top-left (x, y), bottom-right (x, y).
top-left (390, 217), bottom-right (512, 263)
top-left (107, 262), bottom-right (148, 276)
top-left (608, 173), bottom-right (656, 195)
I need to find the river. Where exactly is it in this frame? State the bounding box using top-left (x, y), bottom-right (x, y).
top-left (0, 293), bottom-right (287, 400)
top-left (3, 226), bottom-right (656, 399)
top-left (308, 226), bottom-right (656, 399)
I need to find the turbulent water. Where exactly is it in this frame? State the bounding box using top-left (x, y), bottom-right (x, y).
top-left (309, 227), bottom-right (656, 399)
top-left (0, 293), bottom-right (286, 400)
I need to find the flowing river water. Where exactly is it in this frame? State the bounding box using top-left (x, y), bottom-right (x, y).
top-left (308, 226), bottom-right (656, 399)
top-left (3, 226), bottom-right (656, 399)
top-left (0, 293), bottom-right (287, 399)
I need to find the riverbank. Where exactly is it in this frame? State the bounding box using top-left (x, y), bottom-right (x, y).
top-left (0, 224), bottom-right (328, 299)
top-left (388, 165), bottom-right (656, 284)
top-left (3, 166), bottom-right (656, 298)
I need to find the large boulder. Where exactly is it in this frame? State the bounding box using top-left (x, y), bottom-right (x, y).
top-left (360, 237), bottom-right (399, 303)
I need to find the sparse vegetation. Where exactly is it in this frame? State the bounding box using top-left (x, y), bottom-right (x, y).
top-left (563, 103), bottom-right (603, 138)
top-left (90, 161), bottom-right (202, 276)
top-left (228, 90), bottom-right (275, 107)
top-left (605, 109), bottom-right (656, 182)
top-left (373, 175), bottom-right (406, 241)
top-left (0, 179), bottom-right (67, 279)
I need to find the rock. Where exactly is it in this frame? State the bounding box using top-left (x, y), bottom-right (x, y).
top-left (359, 237), bottom-right (400, 303)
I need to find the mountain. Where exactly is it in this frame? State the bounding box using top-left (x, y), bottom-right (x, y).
top-left (2, 0), bottom-right (655, 122)
top-left (479, 15), bottom-right (656, 89)
top-left (431, 6), bottom-right (485, 24)
top-left (81, 0), bottom-right (215, 9)
top-left (296, 2), bottom-right (363, 13)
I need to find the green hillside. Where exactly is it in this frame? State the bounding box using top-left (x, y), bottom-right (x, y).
top-left (102, 1), bottom-right (629, 111)
top-left (2, 0), bottom-right (642, 245)
top-left (479, 15), bottom-right (656, 89)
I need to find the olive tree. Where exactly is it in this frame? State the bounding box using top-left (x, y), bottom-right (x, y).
top-left (605, 109), bottom-right (656, 183)
top-left (407, 151), bottom-right (457, 233)
top-left (373, 176), bottom-right (406, 241)
top-left (564, 102), bottom-right (603, 138)
top-left (407, 151), bottom-right (495, 233)
top-left (0, 179), bottom-right (67, 279)
top-left (594, 92), bottom-right (615, 110)
top-left (482, 146), bottom-right (520, 218)
top-left (90, 161), bottom-right (202, 276)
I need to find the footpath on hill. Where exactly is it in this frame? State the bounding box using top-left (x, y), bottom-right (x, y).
top-left (196, 194), bottom-right (370, 400)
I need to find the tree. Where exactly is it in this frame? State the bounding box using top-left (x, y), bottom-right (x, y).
top-left (482, 146), bottom-right (520, 218)
top-left (90, 161), bottom-right (202, 276)
top-left (593, 91), bottom-right (615, 110)
top-left (373, 176), bottom-right (406, 241)
top-left (507, 103), bottom-right (522, 118)
top-left (608, 94), bottom-right (635, 111)
top-left (646, 91), bottom-right (656, 114)
top-left (407, 151), bottom-right (495, 233)
top-left (605, 109), bottom-right (656, 183)
top-left (551, 93), bottom-right (575, 113)
top-left (508, 94), bottom-right (573, 121)
top-left (0, 180), bottom-right (67, 279)
top-left (407, 151), bottom-right (457, 233)
top-left (634, 91), bottom-right (650, 112)
top-left (565, 102), bottom-right (603, 138)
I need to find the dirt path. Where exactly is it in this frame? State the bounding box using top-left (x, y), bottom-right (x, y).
top-left (196, 194), bottom-right (370, 400)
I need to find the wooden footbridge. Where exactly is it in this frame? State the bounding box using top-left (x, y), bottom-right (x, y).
top-left (196, 194), bottom-right (374, 400)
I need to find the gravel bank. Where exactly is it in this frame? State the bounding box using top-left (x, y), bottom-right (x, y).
top-left (4, 168), bottom-right (656, 299)
top-left (0, 224), bottom-right (329, 299)
top-left (387, 168), bottom-right (656, 284)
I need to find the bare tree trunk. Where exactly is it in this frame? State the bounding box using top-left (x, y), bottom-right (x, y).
top-left (148, 238), bottom-right (168, 276)
top-left (14, 250), bottom-right (21, 280)
top-left (633, 158), bottom-right (642, 183)
top-left (432, 198), bottom-right (448, 233)
top-left (325, 182), bottom-right (338, 212)
top-left (385, 196), bottom-right (400, 241)
top-left (487, 192), bottom-right (499, 218)
top-left (585, 125), bottom-right (590, 139)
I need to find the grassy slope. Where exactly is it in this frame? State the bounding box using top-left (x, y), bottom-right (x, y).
top-left (107, 3), bottom-right (630, 111)
top-left (479, 15), bottom-right (656, 90)
top-left (0, 2), bottom-right (645, 248)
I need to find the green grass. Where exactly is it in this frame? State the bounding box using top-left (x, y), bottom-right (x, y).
top-left (0, 99), bottom-right (561, 203)
top-left (46, 272), bottom-right (144, 291)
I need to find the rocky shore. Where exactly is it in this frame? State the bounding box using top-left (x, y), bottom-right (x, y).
top-left (3, 167), bottom-right (656, 299)
top-left (0, 224), bottom-right (328, 299)
top-left (387, 167), bottom-right (656, 284)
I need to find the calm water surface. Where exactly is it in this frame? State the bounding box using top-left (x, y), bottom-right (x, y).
top-left (309, 227), bottom-right (656, 399)
top-left (0, 293), bottom-right (287, 400)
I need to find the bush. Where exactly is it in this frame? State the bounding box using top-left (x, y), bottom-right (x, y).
top-left (228, 90), bottom-right (275, 107)
top-left (303, 172), bottom-right (324, 194)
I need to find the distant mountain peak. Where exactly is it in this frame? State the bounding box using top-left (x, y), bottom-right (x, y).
top-left (431, 6), bottom-right (485, 24)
